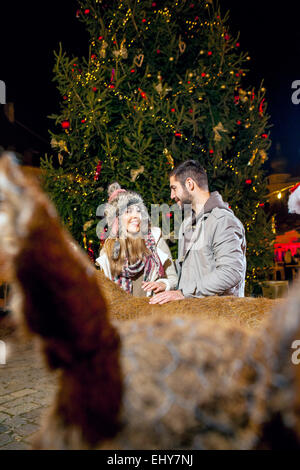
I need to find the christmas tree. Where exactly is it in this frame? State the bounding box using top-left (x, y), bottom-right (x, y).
top-left (44, 0), bottom-right (274, 293)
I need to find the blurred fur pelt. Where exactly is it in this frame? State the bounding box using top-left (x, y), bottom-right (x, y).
top-left (0, 154), bottom-right (299, 450)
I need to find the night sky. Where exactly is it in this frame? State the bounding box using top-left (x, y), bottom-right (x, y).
top-left (0, 0), bottom-right (299, 174)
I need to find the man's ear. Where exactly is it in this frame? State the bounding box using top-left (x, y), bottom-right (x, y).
top-left (185, 178), bottom-right (195, 191)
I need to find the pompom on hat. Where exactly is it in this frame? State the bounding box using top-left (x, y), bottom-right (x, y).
top-left (288, 185), bottom-right (300, 215)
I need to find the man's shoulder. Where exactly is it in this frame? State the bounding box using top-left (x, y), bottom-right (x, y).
top-left (210, 207), bottom-right (232, 219)
top-left (209, 208), bottom-right (245, 231)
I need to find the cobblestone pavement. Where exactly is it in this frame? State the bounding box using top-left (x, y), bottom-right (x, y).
top-left (0, 333), bottom-right (56, 450)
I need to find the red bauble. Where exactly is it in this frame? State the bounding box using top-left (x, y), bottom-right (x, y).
top-left (171, 108), bottom-right (175, 112)
top-left (245, 179), bottom-right (252, 185)
top-left (259, 98), bottom-right (265, 115)
top-left (94, 161), bottom-right (102, 181)
top-left (209, 150), bottom-right (214, 155)
top-left (142, 18), bottom-right (146, 23)
top-left (156, 49), bottom-right (161, 54)
top-left (237, 120), bottom-right (241, 125)
top-left (208, 51), bottom-right (212, 56)
top-left (175, 132), bottom-right (182, 137)
top-left (84, 9), bottom-right (90, 15)
top-left (87, 241), bottom-right (95, 263)
top-left (61, 120), bottom-right (70, 129)
top-left (92, 87), bottom-right (97, 92)
top-left (262, 134), bottom-right (268, 139)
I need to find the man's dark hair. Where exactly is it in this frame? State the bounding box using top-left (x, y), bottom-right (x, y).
top-left (170, 160), bottom-right (209, 191)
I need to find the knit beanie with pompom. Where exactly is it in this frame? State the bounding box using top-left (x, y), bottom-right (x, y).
top-left (104, 182), bottom-right (149, 241)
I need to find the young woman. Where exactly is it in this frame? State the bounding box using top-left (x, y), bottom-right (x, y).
top-left (96, 182), bottom-right (178, 297)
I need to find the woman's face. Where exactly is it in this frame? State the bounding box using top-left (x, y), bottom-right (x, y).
top-left (122, 204), bottom-right (142, 235)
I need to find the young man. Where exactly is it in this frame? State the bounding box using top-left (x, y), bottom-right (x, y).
top-left (149, 160), bottom-right (247, 305)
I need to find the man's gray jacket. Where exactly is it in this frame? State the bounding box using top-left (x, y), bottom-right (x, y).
top-left (176, 191), bottom-right (246, 298)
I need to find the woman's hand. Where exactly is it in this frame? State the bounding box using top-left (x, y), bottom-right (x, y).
top-left (142, 281), bottom-right (166, 294)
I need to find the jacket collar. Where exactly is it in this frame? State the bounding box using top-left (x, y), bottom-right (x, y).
top-left (179, 212), bottom-right (209, 262)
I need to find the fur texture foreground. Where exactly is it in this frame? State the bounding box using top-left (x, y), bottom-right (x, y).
top-left (0, 155), bottom-right (299, 450)
top-left (96, 269), bottom-right (278, 329)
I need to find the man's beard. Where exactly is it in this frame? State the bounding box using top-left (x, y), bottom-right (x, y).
top-left (179, 188), bottom-right (193, 206)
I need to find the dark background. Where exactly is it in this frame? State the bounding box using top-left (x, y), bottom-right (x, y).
top-left (0, 0), bottom-right (299, 174)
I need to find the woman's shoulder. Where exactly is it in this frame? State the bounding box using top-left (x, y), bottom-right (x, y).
top-left (96, 250), bottom-right (108, 266)
top-left (150, 226), bottom-right (161, 244)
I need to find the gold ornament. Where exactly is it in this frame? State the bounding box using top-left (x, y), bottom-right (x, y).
top-left (163, 148), bottom-right (174, 169)
top-left (51, 137), bottom-right (58, 148)
top-left (113, 39), bottom-right (128, 59)
top-left (99, 40), bottom-right (108, 58)
top-left (133, 54), bottom-right (144, 67)
top-left (51, 138), bottom-right (68, 153)
top-left (155, 82), bottom-right (163, 93)
top-left (58, 153), bottom-right (64, 165)
top-left (260, 149), bottom-right (267, 163)
top-left (213, 122), bottom-right (228, 142)
top-left (178, 35), bottom-right (186, 54)
top-left (239, 88), bottom-right (248, 103)
top-left (248, 149), bottom-right (258, 166)
top-left (82, 232), bottom-right (87, 250)
top-left (83, 220), bottom-right (94, 232)
top-left (130, 166), bottom-right (144, 182)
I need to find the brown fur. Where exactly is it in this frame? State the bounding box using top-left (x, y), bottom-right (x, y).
top-left (0, 154), bottom-right (299, 450)
top-left (96, 269), bottom-right (278, 328)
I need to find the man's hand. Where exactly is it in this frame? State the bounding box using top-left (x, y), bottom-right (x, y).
top-left (142, 281), bottom-right (166, 294)
top-left (149, 290), bottom-right (184, 305)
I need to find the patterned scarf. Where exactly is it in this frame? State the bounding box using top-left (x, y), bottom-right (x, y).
top-left (113, 230), bottom-right (165, 294)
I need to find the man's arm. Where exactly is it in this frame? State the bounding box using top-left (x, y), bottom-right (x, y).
top-left (189, 216), bottom-right (246, 297)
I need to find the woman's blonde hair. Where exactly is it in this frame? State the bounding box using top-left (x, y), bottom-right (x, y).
top-left (103, 236), bottom-right (150, 277)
